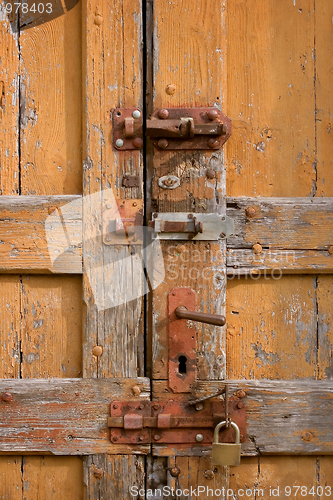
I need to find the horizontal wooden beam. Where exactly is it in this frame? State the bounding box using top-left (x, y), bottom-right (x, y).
top-left (0, 196), bottom-right (332, 273)
top-left (0, 378), bottom-right (150, 455)
top-left (153, 380), bottom-right (333, 457)
top-left (0, 196), bottom-right (82, 273)
top-left (0, 378), bottom-right (331, 455)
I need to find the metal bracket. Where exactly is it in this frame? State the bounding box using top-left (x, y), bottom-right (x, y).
top-left (151, 213), bottom-right (234, 241)
top-left (102, 198), bottom-right (143, 245)
top-left (108, 393), bottom-right (246, 446)
top-left (112, 107), bottom-right (231, 151)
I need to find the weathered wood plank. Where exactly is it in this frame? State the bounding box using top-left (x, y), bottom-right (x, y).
top-left (153, 380), bottom-right (333, 456)
top-left (225, 0), bottom-right (316, 198)
top-left (0, 195), bottom-right (82, 273)
top-left (0, 378), bottom-right (150, 454)
top-left (227, 197), bottom-right (333, 251)
top-left (0, 277), bottom-right (21, 378)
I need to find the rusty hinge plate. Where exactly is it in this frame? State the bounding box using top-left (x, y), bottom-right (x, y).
top-left (109, 395), bottom-right (246, 446)
top-left (102, 198), bottom-right (143, 245)
top-left (112, 107), bottom-right (231, 151)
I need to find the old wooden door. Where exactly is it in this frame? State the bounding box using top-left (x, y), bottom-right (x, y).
top-left (0, 0), bottom-right (333, 498)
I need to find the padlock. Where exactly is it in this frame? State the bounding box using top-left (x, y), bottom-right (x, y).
top-left (212, 420), bottom-right (241, 466)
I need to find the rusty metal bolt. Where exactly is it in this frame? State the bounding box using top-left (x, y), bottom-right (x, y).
top-left (207, 109), bottom-right (219, 120)
top-left (158, 109), bottom-right (169, 119)
top-left (152, 403), bottom-right (160, 411)
top-left (132, 202), bottom-right (137, 207)
top-left (154, 434), bottom-right (161, 441)
top-left (235, 389), bottom-right (246, 398)
top-left (112, 435), bottom-right (118, 442)
top-left (132, 385), bottom-right (141, 396)
top-left (113, 404), bottom-right (119, 409)
top-left (220, 232), bottom-right (226, 238)
top-left (92, 345), bottom-right (103, 357)
top-left (252, 243), bottom-right (263, 254)
top-left (138, 404), bottom-right (145, 410)
top-left (206, 168), bottom-right (216, 179)
top-left (328, 246), bottom-right (333, 255)
top-left (301, 431), bottom-right (313, 442)
top-left (166, 84), bottom-right (176, 95)
top-left (245, 206), bottom-right (256, 218)
top-left (157, 138), bottom-right (168, 149)
top-left (169, 466), bottom-right (181, 478)
top-left (153, 213), bottom-right (158, 218)
top-left (188, 213), bottom-right (194, 219)
top-left (133, 137), bottom-right (143, 149)
top-left (138, 435), bottom-right (145, 442)
top-left (208, 138), bottom-right (220, 149)
top-left (195, 403), bottom-right (204, 411)
top-left (203, 470), bottom-right (215, 480)
top-left (93, 468), bottom-right (104, 479)
top-left (237, 401), bottom-right (244, 409)
top-left (94, 14), bottom-right (103, 25)
top-left (1, 392), bottom-right (13, 403)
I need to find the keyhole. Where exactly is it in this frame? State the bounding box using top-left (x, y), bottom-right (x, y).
top-left (178, 356), bottom-right (187, 374)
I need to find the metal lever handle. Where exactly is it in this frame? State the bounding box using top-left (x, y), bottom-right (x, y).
top-left (175, 306), bottom-right (226, 326)
top-left (146, 118), bottom-right (227, 139)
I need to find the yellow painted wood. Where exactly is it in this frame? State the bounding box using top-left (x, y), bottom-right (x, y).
top-left (0, 457), bottom-right (22, 500)
top-left (0, 276), bottom-right (20, 378)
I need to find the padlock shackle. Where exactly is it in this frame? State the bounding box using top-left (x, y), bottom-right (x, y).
top-left (213, 420), bottom-right (240, 445)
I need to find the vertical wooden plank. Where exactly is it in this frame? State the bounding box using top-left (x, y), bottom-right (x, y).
top-left (225, 0), bottom-right (315, 198)
top-left (315, 0), bottom-right (333, 196)
top-left (0, 457), bottom-right (22, 500)
top-left (0, 5), bottom-right (19, 195)
top-left (317, 276), bottom-right (333, 380)
top-left (0, 276), bottom-right (21, 379)
top-left (82, 0), bottom-right (145, 495)
top-left (319, 457), bottom-right (333, 492)
top-left (20, 276), bottom-right (82, 378)
top-left (22, 456), bottom-right (83, 500)
top-left (226, 276), bottom-right (317, 379)
top-left (19, 2), bottom-right (82, 195)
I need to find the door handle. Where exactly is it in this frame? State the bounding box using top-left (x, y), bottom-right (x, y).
top-left (175, 306), bottom-right (226, 326)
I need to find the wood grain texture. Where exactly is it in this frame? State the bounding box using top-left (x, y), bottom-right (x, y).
top-left (82, 0), bottom-right (144, 382)
top-left (315, 0), bottom-right (333, 197)
top-left (20, 275), bottom-right (82, 378)
top-left (0, 195), bottom-right (82, 273)
top-left (83, 455), bottom-right (145, 498)
top-left (226, 276), bottom-right (317, 379)
top-left (0, 276), bottom-right (21, 378)
top-left (224, 0), bottom-right (316, 197)
top-left (153, 380), bottom-right (333, 456)
top-left (0, 6), bottom-right (19, 195)
top-left (0, 377), bottom-right (150, 454)
top-left (21, 456), bottom-right (83, 500)
top-left (0, 457), bottom-right (22, 499)
top-left (317, 276), bottom-right (333, 380)
top-left (19, 2), bottom-right (82, 195)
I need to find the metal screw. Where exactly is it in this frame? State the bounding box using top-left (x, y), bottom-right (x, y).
top-left (166, 84), bottom-right (176, 95)
top-left (206, 169), bottom-right (216, 179)
top-left (158, 109), bottom-right (169, 119)
top-left (195, 434), bottom-right (204, 442)
top-left (157, 138), bottom-right (168, 149)
top-left (132, 110), bottom-right (141, 118)
top-left (92, 346), bottom-right (103, 357)
top-left (132, 385), bottom-right (141, 396)
top-left (133, 202), bottom-right (137, 207)
top-left (162, 177), bottom-right (177, 187)
top-left (133, 137), bottom-right (143, 148)
top-left (203, 470), bottom-right (215, 480)
top-left (138, 435), bottom-right (145, 441)
top-left (169, 466), bottom-right (181, 478)
top-left (94, 15), bottom-right (103, 26)
top-left (188, 213), bottom-right (194, 219)
top-left (252, 243), bottom-right (263, 254)
top-left (235, 389), bottom-right (246, 398)
top-left (1, 392), bottom-right (13, 403)
top-left (112, 435), bottom-right (118, 442)
top-left (245, 206), bottom-right (256, 218)
top-left (113, 404), bottom-right (118, 409)
top-left (220, 232), bottom-right (226, 238)
top-left (154, 434), bottom-right (161, 441)
top-left (106, 203), bottom-right (112, 209)
top-left (302, 431), bottom-right (313, 442)
top-left (207, 109), bottom-right (219, 120)
top-left (138, 404), bottom-right (145, 410)
top-left (208, 138), bottom-right (220, 149)
top-left (116, 139), bottom-right (124, 148)
top-left (93, 468), bottom-right (104, 479)
top-left (152, 403), bottom-right (160, 410)
top-left (195, 403), bottom-right (204, 411)
top-left (237, 401), bottom-right (244, 409)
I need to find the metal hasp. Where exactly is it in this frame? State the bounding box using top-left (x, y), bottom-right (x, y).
top-left (112, 107), bottom-right (231, 151)
top-left (151, 213), bottom-right (234, 241)
top-left (108, 393), bottom-right (247, 447)
top-left (102, 198), bottom-right (143, 245)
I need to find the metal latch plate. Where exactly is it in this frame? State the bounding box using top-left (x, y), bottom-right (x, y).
top-left (102, 198), bottom-right (143, 245)
top-left (152, 213), bottom-right (234, 241)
